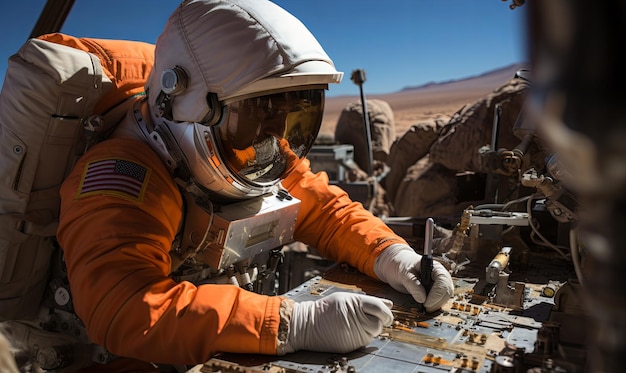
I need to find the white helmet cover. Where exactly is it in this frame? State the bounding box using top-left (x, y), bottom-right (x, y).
top-left (143, 0), bottom-right (343, 201)
top-left (147, 0), bottom-right (343, 123)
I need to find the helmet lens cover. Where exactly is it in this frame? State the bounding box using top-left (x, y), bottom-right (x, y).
top-left (215, 89), bottom-right (324, 184)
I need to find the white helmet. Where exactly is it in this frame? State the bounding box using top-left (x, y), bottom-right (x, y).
top-left (145, 0), bottom-right (343, 201)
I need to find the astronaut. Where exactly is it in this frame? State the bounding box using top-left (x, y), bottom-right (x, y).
top-left (57, 0), bottom-right (453, 369)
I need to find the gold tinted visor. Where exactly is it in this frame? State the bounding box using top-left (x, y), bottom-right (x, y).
top-left (214, 89), bottom-right (325, 184)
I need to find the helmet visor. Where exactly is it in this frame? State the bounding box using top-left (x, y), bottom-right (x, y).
top-left (215, 88), bottom-right (324, 184)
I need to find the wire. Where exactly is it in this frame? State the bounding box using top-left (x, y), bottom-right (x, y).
top-left (473, 192), bottom-right (573, 262)
top-left (474, 195), bottom-right (533, 212)
top-left (474, 203), bottom-right (505, 210)
top-left (526, 194), bottom-right (571, 261)
top-left (502, 195), bottom-right (532, 211)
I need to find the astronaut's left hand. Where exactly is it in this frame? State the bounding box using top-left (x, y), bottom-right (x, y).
top-left (374, 244), bottom-right (454, 312)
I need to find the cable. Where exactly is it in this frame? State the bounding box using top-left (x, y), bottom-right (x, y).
top-left (474, 203), bottom-right (505, 210)
top-left (526, 194), bottom-right (570, 261)
top-left (501, 195), bottom-right (532, 211)
top-left (474, 195), bottom-right (533, 212)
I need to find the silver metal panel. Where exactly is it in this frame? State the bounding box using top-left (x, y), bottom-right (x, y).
top-left (203, 193), bottom-right (300, 269)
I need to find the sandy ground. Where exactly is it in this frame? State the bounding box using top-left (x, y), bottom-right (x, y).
top-left (320, 64), bottom-right (524, 139)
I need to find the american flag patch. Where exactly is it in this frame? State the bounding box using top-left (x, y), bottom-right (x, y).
top-left (78, 159), bottom-right (150, 201)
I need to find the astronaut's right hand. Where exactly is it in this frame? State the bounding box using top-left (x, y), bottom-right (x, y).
top-left (282, 292), bottom-right (394, 354)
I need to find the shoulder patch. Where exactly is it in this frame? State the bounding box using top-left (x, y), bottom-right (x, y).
top-left (76, 158), bottom-right (151, 202)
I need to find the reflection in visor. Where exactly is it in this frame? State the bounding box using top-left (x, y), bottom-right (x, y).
top-left (215, 89), bottom-right (324, 184)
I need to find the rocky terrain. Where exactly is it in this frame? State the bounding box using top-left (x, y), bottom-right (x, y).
top-left (321, 63), bottom-right (527, 139)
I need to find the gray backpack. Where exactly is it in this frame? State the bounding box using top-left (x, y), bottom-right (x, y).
top-left (0, 33), bottom-right (154, 321)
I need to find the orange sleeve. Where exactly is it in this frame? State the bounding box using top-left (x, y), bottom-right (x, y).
top-left (57, 138), bottom-right (282, 365)
top-left (281, 159), bottom-right (408, 279)
top-left (38, 33), bottom-right (155, 114)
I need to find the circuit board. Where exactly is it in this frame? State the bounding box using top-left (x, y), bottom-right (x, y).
top-left (188, 263), bottom-right (582, 373)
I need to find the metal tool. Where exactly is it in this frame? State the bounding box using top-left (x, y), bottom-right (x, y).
top-left (420, 218), bottom-right (434, 293)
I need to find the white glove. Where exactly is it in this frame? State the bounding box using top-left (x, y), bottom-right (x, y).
top-left (283, 292), bottom-right (394, 354)
top-left (374, 244), bottom-right (454, 312)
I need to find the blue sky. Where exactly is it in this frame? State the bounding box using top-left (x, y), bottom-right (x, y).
top-left (0, 1), bottom-right (527, 97)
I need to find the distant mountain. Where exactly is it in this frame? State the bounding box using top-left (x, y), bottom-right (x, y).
top-left (322, 62), bottom-right (530, 132)
top-left (400, 63), bottom-right (528, 92)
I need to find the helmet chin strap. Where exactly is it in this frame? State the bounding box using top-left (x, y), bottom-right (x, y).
top-left (154, 90), bottom-right (176, 121)
top-left (132, 99), bottom-right (191, 180)
top-left (135, 99), bottom-right (217, 201)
